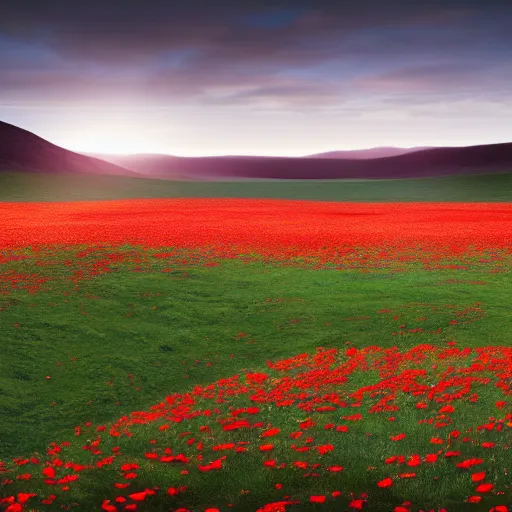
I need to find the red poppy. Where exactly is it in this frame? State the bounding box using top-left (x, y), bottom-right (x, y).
top-left (349, 499), bottom-right (364, 510)
top-left (42, 467), bottom-right (55, 479)
top-left (471, 472), bottom-right (486, 482)
top-left (261, 428), bottom-right (280, 438)
top-left (5, 505), bottom-right (23, 512)
top-left (377, 477), bottom-right (393, 488)
top-left (17, 493), bottom-right (36, 504)
top-left (475, 483), bottom-right (494, 493)
top-left (198, 459), bottom-right (223, 472)
top-left (129, 491), bottom-right (148, 501)
top-left (101, 501), bottom-right (117, 512)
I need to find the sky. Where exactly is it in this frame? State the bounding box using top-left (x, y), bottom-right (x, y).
top-left (1, 0), bottom-right (512, 156)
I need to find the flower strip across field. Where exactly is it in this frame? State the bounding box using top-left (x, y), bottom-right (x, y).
top-left (0, 199), bottom-right (511, 511)
top-left (0, 200), bottom-right (512, 251)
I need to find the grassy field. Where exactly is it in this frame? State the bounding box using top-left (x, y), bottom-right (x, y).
top-left (1, 171), bottom-right (512, 202)
top-left (0, 245), bottom-right (510, 511)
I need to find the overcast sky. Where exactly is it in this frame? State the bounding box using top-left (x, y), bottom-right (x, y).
top-left (1, 0), bottom-right (511, 156)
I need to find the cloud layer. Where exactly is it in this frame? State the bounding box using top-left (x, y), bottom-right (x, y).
top-left (1, 0), bottom-right (511, 154)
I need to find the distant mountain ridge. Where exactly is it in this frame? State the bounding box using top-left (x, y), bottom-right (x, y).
top-left (1, 120), bottom-right (512, 181)
top-left (0, 121), bottom-right (136, 177)
top-left (91, 143), bottom-right (512, 181)
top-left (304, 147), bottom-right (433, 159)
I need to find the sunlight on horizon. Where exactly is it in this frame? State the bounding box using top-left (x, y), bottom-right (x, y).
top-left (53, 129), bottom-right (434, 158)
top-left (57, 136), bottom-right (368, 158)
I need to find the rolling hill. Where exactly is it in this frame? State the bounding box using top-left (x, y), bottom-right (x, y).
top-left (2, 119), bottom-right (512, 182)
top-left (91, 142), bottom-right (512, 181)
top-left (304, 146), bottom-right (432, 159)
top-left (0, 120), bottom-right (136, 177)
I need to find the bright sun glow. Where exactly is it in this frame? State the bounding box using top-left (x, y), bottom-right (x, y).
top-left (57, 131), bottom-right (164, 155)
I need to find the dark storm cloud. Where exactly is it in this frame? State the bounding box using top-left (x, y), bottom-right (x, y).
top-left (1, 0), bottom-right (512, 108)
top-left (0, 0), bottom-right (487, 62)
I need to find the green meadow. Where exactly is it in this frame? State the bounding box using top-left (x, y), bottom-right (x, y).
top-left (1, 171), bottom-right (512, 202)
top-left (0, 246), bottom-right (510, 511)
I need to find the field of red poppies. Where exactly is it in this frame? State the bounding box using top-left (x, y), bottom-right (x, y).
top-left (1, 200), bottom-right (512, 251)
top-left (0, 199), bottom-right (511, 512)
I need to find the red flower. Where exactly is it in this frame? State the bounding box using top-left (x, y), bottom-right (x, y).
top-left (378, 477), bottom-right (393, 488)
top-left (261, 428), bottom-right (280, 438)
top-left (42, 467), bottom-right (55, 478)
top-left (129, 491), bottom-right (147, 501)
top-left (212, 443), bottom-right (236, 451)
top-left (41, 495), bottom-right (56, 505)
top-left (5, 505), bottom-right (23, 512)
top-left (457, 458), bottom-right (484, 469)
top-left (316, 444), bottom-right (334, 455)
top-left (17, 493), bottom-right (36, 504)
top-left (475, 483), bottom-right (494, 493)
top-left (198, 459), bottom-right (223, 472)
top-left (101, 501), bottom-right (117, 512)
top-left (310, 496), bottom-right (326, 503)
top-left (407, 455), bottom-right (421, 467)
top-left (471, 472), bottom-right (486, 482)
top-left (121, 463), bottom-right (139, 471)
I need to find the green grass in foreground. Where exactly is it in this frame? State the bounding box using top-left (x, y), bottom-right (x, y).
top-left (0, 248), bottom-right (510, 511)
top-left (1, 171), bottom-right (512, 201)
top-left (0, 250), bottom-right (510, 458)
